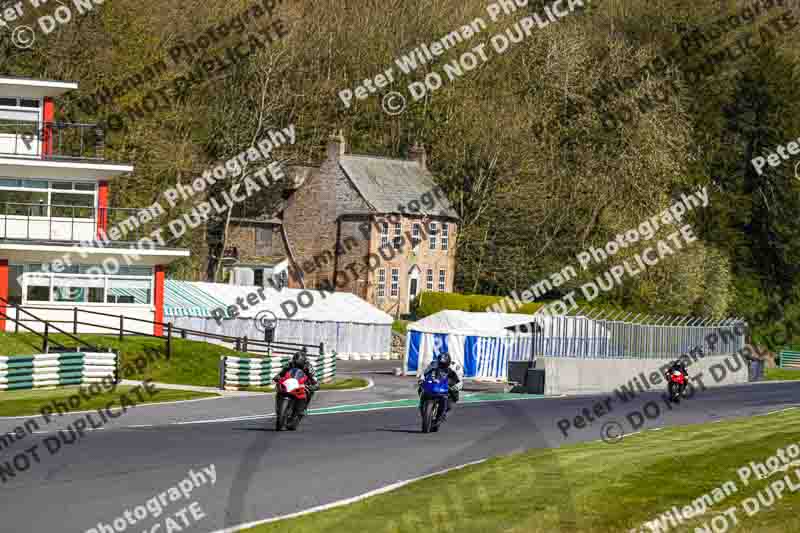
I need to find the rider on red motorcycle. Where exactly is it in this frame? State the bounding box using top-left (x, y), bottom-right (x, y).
top-left (666, 358), bottom-right (690, 380)
top-left (273, 349), bottom-right (319, 414)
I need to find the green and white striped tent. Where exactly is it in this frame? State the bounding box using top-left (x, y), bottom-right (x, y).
top-left (109, 280), bottom-right (228, 318)
top-left (164, 280), bottom-right (229, 318)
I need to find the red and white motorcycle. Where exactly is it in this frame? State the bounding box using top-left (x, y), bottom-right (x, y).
top-left (274, 368), bottom-right (310, 431)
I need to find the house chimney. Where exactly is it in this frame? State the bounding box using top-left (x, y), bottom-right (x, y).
top-left (409, 142), bottom-right (426, 170)
top-left (327, 130), bottom-right (346, 161)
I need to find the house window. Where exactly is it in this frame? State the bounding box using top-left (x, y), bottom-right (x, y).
top-left (377, 269), bottom-right (386, 297)
top-left (254, 268), bottom-right (264, 287)
top-left (426, 269), bottom-right (433, 291)
top-left (391, 268), bottom-right (399, 297)
top-left (412, 223), bottom-right (421, 250)
top-left (0, 180), bottom-right (96, 218)
top-left (393, 222), bottom-right (402, 249)
top-left (441, 223), bottom-right (449, 250)
top-left (255, 227), bottom-right (272, 256)
top-left (380, 222), bottom-right (389, 248)
top-left (429, 222), bottom-right (437, 250)
top-left (21, 263), bottom-right (153, 304)
top-left (438, 269), bottom-right (446, 292)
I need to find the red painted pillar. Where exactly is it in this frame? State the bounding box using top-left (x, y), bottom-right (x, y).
top-left (0, 260), bottom-right (8, 333)
top-left (154, 266), bottom-right (165, 337)
top-left (42, 97), bottom-right (55, 157)
top-left (97, 180), bottom-right (109, 239)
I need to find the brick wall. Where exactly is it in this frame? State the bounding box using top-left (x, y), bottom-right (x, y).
top-left (282, 144), bottom-right (341, 289)
top-left (365, 215), bottom-right (457, 316)
top-left (227, 222), bottom-right (286, 264)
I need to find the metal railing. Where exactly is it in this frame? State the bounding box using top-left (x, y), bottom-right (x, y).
top-left (520, 308), bottom-right (747, 360)
top-left (0, 297), bottom-right (101, 353)
top-left (3, 304), bottom-right (319, 359)
top-left (0, 203), bottom-right (151, 241)
top-left (0, 121), bottom-right (105, 160)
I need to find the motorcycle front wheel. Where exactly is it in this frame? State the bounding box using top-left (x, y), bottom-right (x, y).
top-left (275, 396), bottom-right (292, 431)
top-left (668, 382), bottom-right (679, 402)
top-left (421, 399), bottom-right (437, 433)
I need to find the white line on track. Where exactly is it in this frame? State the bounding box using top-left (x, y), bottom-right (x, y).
top-left (0, 394), bottom-right (224, 421)
top-left (211, 458), bottom-right (488, 533)
top-left (759, 406), bottom-right (798, 416)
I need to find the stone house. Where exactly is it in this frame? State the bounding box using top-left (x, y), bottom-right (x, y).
top-left (224, 133), bottom-right (459, 317)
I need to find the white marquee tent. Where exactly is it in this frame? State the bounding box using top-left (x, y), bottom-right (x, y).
top-left (165, 281), bottom-right (393, 359)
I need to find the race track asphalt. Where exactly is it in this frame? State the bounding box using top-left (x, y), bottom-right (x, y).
top-left (0, 376), bottom-right (798, 533)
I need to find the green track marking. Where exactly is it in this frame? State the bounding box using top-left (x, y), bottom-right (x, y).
top-left (306, 392), bottom-right (544, 416)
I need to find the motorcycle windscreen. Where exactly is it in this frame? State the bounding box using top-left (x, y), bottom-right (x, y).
top-left (288, 367), bottom-right (306, 380)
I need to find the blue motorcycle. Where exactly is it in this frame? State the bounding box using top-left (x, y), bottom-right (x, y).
top-left (419, 369), bottom-right (450, 433)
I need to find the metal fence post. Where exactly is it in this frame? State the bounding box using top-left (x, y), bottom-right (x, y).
top-left (166, 322), bottom-right (172, 358)
top-left (42, 322), bottom-right (49, 353)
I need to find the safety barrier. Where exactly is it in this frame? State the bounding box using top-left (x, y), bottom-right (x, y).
top-left (779, 351), bottom-right (800, 369)
top-left (0, 352), bottom-right (118, 391)
top-left (220, 353), bottom-right (337, 390)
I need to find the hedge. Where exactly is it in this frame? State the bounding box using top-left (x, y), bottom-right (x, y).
top-left (414, 291), bottom-right (546, 318)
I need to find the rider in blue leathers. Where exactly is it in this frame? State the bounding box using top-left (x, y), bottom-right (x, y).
top-left (418, 352), bottom-right (462, 421)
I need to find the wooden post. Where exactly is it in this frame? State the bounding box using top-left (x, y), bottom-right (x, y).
top-left (243, 335), bottom-right (248, 353)
top-left (181, 329), bottom-right (187, 339)
top-left (73, 307), bottom-right (78, 335)
top-left (119, 314), bottom-right (124, 341)
top-left (235, 338), bottom-right (241, 352)
top-left (166, 322), bottom-right (172, 358)
top-left (219, 357), bottom-right (226, 390)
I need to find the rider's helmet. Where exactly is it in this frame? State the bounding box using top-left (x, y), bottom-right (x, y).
top-left (437, 352), bottom-right (451, 370)
top-left (292, 350), bottom-right (308, 369)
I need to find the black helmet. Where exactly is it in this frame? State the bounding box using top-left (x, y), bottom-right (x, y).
top-left (438, 352), bottom-right (451, 369)
top-left (292, 351), bottom-right (307, 368)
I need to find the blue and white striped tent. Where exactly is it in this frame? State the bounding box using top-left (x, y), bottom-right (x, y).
top-left (405, 311), bottom-right (540, 381)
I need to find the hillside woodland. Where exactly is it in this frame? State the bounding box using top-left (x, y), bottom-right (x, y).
top-left (2, 0), bottom-right (800, 347)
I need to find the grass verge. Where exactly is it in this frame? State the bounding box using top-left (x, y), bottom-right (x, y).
top-left (0, 333), bottom-right (254, 388)
top-left (0, 385), bottom-right (217, 417)
top-left (243, 409), bottom-right (800, 533)
top-left (765, 368), bottom-right (800, 381)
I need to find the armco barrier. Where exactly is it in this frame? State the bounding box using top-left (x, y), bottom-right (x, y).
top-left (220, 354), bottom-right (337, 390)
top-left (539, 353), bottom-right (749, 396)
top-left (779, 351), bottom-right (800, 369)
top-left (0, 352), bottom-right (118, 391)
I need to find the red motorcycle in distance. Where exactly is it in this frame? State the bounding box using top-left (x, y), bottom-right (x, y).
top-left (275, 368), bottom-right (310, 431)
top-left (666, 368), bottom-right (688, 402)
